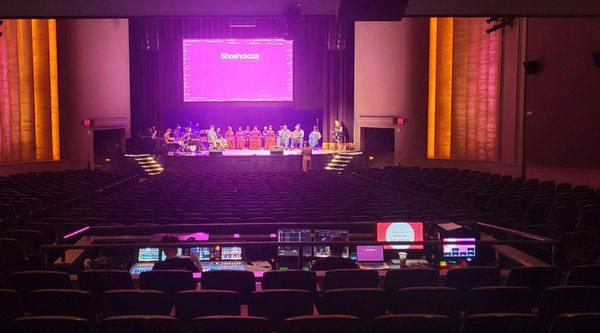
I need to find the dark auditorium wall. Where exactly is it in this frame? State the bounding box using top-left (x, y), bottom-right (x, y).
top-left (57, 19), bottom-right (131, 164)
top-left (523, 17), bottom-right (600, 170)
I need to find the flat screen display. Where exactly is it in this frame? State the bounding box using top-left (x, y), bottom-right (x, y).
top-left (376, 222), bottom-right (425, 250)
top-left (356, 245), bottom-right (384, 262)
top-left (183, 39), bottom-right (293, 102)
top-left (443, 238), bottom-right (476, 258)
top-left (138, 247), bottom-right (182, 261)
top-left (277, 229), bottom-right (311, 257)
top-left (314, 229), bottom-right (349, 258)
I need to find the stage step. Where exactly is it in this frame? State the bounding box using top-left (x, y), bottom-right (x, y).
top-left (125, 154), bottom-right (164, 176)
top-left (324, 151), bottom-right (363, 172)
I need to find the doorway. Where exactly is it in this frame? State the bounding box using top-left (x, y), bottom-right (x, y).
top-left (93, 129), bottom-right (125, 170)
top-left (361, 127), bottom-right (395, 167)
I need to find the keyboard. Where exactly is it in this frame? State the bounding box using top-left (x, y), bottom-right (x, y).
top-left (130, 262), bottom-right (155, 275)
top-left (201, 261), bottom-right (246, 272)
top-left (358, 262), bottom-right (390, 270)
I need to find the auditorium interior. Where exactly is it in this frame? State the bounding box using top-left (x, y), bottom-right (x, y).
top-left (2, 1), bottom-right (600, 333)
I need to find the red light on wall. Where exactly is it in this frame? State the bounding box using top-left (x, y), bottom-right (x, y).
top-left (393, 117), bottom-right (406, 125)
top-left (82, 119), bottom-right (94, 126)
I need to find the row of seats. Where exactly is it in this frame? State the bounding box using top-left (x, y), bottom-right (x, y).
top-left (12, 312), bottom-right (600, 333)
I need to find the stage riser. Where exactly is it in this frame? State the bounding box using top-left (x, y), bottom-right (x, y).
top-left (164, 155), bottom-right (330, 172)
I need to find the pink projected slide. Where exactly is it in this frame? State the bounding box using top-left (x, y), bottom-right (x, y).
top-left (183, 39), bottom-right (293, 102)
top-left (376, 222), bottom-right (425, 250)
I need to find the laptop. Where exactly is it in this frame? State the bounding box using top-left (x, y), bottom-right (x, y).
top-left (356, 245), bottom-right (389, 270)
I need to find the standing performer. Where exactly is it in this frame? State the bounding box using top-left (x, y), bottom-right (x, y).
top-left (235, 126), bottom-right (245, 149)
top-left (243, 126), bottom-right (251, 149)
top-left (250, 125), bottom-right (262, 150)
top-left (207, 125), bottom-right (218, 148)
top-left (309, 125), bottom-right (322, 148)
top-left (301, 142), bottom-right (313, 172)
top-left (262, 126), bottom-right (268, 148)
top-left (225, 126), bottom-right (235, 149)
top-left (333, 120), bottom-right (346, 151)
top-left (265, 125), bottom-right (276, 150)
top-left (291, 123), bottom-right (305, 149)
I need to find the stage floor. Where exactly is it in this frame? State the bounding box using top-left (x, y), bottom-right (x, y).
top-left (168, 148), bottom-right (337, 157)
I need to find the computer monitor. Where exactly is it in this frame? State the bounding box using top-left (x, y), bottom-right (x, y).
top-left (442, 238), bottom-right (476, 258)
top-left (190, 246), bottom-right (221, 261)
top-left (376, 222), bottom-right (425, 250)
top-left (221, 246), bottom-right (243, 261)
top-left (138, 248), bottom-right (160, 262)
top-left (138, 247), bottom-right (183, 262)
top-left (356, 245), bottom-right (384, 262)
top-left (314, 229), bottom-right (349, 258)
top-left (277, 229), bottom-right (312, 257)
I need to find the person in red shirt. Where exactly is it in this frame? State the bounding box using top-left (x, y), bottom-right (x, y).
top-left (265, 125), bottom-right (276, 150)
top-left (235, 126), bottom-right (245, 149)
top-left (250, 125), bottom-right (262, 150)
top-left (224, 126), bottom-right (235, 150)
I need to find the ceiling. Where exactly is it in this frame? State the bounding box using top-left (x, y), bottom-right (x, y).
top-left (1, 0), bottom-right (600, 18)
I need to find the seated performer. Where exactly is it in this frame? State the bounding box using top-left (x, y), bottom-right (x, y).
top-left (250, 125), bottom-right (262, 150)
top-left (207, 125), bottom-right (218, 148)
top-left (225, 126), bottom-right (235, 149)
top-left (265, 125), bottom-right (276, 150)
top-left (153, 234), bottom-right (202, 272)
top-left (278, 124), bottom-right (291, 149)
top-left (290, 123), bottom-right (305, 149)
top-left (243, 125), bottom-right (251, 149)
top-left (309, 125), bottom-right (322, 148)
top-left (332, 119), bottom-right (346, 151)
top-left (235, 126), bottom-right (245, 149)
top-left (311, 235), bottom-right (357, 271)
top-left (262, 126), bottom-right (268, 148)
top-left (163, 128), bottom-right (174, 143)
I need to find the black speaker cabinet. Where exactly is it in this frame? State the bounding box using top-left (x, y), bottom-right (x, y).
top-left (209, 147), bottom-right (223, 156)
top-left (523, 60), bottom-right (539, 74)
top-left (270, 147), bottom-right (284, 156)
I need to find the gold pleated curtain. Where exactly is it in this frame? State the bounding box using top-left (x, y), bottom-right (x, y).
top-left (427, 18), bottom-right (500, 161)
top-left (0, 19), bottom-right (60, 163)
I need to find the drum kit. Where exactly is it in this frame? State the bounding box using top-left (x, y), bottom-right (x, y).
top-left (169, 128), bottom-right (228, 155)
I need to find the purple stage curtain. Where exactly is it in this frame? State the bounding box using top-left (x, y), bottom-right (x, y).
top-left (129, 17), bottom-right (354, 142)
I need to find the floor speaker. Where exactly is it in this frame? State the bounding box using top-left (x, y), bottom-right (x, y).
top-left (270, 147), bottom-right (284, 155)
top-left (209, 147), bottom-right (223, 156)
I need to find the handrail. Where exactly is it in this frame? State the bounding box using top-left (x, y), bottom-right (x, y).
top-left (43, 239), bottom-right (555, 251)
top-left (476, 222), bottom-right (556, 242)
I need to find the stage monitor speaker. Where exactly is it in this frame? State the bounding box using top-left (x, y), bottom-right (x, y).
top-left (337, 0), bottom-right (409, 22)
top-left (270, 147), bottom-right (284, 155)
top-left (209, 147), bottom-right (223, 156)
top-left (523, 60), bottom-right (539, 74)
top-left (593, 51), bottom-right (600, 68)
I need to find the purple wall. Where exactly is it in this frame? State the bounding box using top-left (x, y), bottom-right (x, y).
top-left (524, 17), bottom-right (600, 169)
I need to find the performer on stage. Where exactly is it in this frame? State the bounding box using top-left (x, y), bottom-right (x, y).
top-left (225, 126), bottom-right (235, 149)
top-left (262, 126), bottom-right (268, 148)
top-left (207, 125), bottom-right (218, 148)
top-left (250, 125), bottom-right (262, 150)
top-left (333, 119), bottom-right (346, 151)
top-left (291, 123), bottom-right (305, 149)
top-left (163, 128), bottom-right (174, 143)
top-left (301, 141), bottom-right (312, 172)
top-left (278, 124), bottom-right (291, 149)
top-left (265, 125), bottom-right (276, 150)
top-left (309, 125), bottom-right (322, 148)
top-left (235, 126), bottom-right (245, 149)
top-left (243, 125), bottom-right (251, 149)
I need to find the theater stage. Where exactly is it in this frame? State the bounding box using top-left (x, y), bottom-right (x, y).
top-left (163, 149), bottom-right (338, 172)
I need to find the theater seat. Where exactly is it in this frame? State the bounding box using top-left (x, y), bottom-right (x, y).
top-left (387, 287), bottom-right (459, 318)
top-left (374, 314), bottom-right (455, 333)
top-left (99, 315), bottom-right (178, 333)
top-left (322, 269), bottom-right (379, 291)
top-left (383, 268), bottom-right (440, 291)
top-left (460, 313), bottom-right (540, 333)
top-left (29, 289), bottom-right (94, 321)
top-left (12, 316), bottom-right (89, 333)
top-left (200, 270), bottom-right (255, 301)
top-left (175, 290), bottom-right (241, 322)
top-left (538, 286), bottom-right (600, 330)
top-left (9, 271), bottom-right (72, 293)
top-left (248, 289), bottom-right (314, 329)
top-left (505, 266), bottom-right (561, 301)
top-left (283, 315), bottom-right (361, 333)
top-left (139, 270), bottom-right (195, 303)
top-left (565, 264), bottom-right (600, 286)
top-left (102, 290), bottom-right (171, 317)
top-left (190, 315), bottom-right (271, 333)
top-left (466, 287), bottom-right (532, 315)
top-left (320, 288), bottom-right (387, 319)
top-left (261, 270), bottom-right (317, 292)
top-left (549, 313), bottom-right (600, 333)
top-left (0, 288), bottom-right (23, 326)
